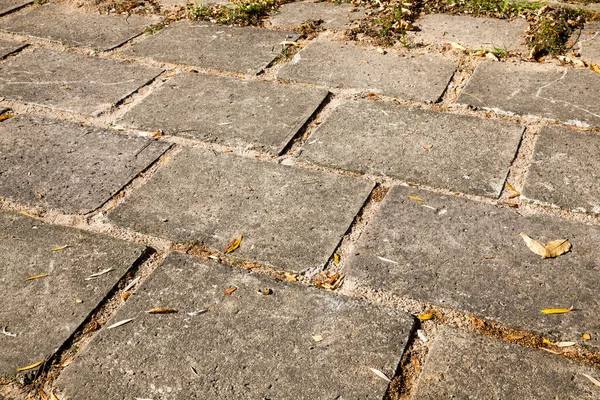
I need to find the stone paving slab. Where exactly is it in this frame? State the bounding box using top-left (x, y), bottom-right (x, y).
top-left (0, 48), bottom-right (163, 116)
top-left (0, 4), bottom-right (161, 51)
top-left (300, 100), bottom-right (524, 198)
top-left (123, 22), bottom-right (299, 75)
top-left (0, 115), bottom-right (170, 214)
top-left (110, 148), bottom-right (374, 272)
top-left (117, 72), bottom-right (328, 154)
top-left (457, 61), bottom-right (600, 127)
top-left (0, 0), bottom-right (31, 16)
top-left (344, 185), bottom-right (600, 344)
top-left (266, 1), bottom-right (364, 30)
top-left (277, 39), bottom-right (457, 102)
top-left (412, 327), bottom-right (600, 399)
top-left (412, 14), bottom-right (528, 51)
top-left (522, 126), bottom-right (600, 214)
top-left (569, 23), bottom-right (600, 65)
top-left (57, 252), bottom-right (413, 399)
top-left (0, 38), bottom-right (25, 59)
top-left (0, 211), bottom-right (147, 378)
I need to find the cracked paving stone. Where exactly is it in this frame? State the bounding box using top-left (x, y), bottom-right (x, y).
top-left (56, 252), bottom-right (413, 399)
top-left (0, 38), bottom-right (25, 58)
top-left (0, 3), bottom-right (161, 51)
top-left (117, 72), bottom-right (328, 155)
top-left (266, 1), bottom-right (364, 30)
top-left (0, 0), bottom-right (31, 16)
top-left (299, 100), bottom-right (524, 198)
top-left (412, 327), bottom-right (600, 399)
top-left (569, 22), bottom-right (600, 65)
top-left (0, 115), bottom-right (170, 214)
top-left (522, 126), bottom-right (600, 214)
top-left (109, 148), bottom-right (373, 272)
top-left (0, 211), bottom-right (148, 379)
top-left (122, 21), bottom-right (299, 75)
top-left (457, 61), bottom-right (600, 127)
top-left (276, 39), bottom-right (457, 102)
top-left (344, 185), bottom-right (600, 346)
top-left (0, 48), bottom-right (162, 116)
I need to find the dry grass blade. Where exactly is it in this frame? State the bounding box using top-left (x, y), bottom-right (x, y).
top-left (377, 256), bottom-right (398, 264)
top-left (26, 273), bottom-right (48, 281)
top-left (224, 285), bottom-right (237, 295)
top-left (123, 276), bottom-right (141, 292)
top-left (407, 195), bottom-right (424, 202)
top-left (541, 307), bottom-right (573, 314)
top-left (51, 244), bottom-right (70, 251)
top-left (554, 341), bottom-right (576, 348)
top-left (85, 268), bottom-right (113, 280)
top-left (16, 360), bottom-right (43, 371)
top-left (505, 181), bottom-right (517, 192)
top-left (224, 235), bottom-right (243, 253)
top-left (369, 367), bottom-right (391, 382)
top-left (591, 64), bottom-right (600, 75)
top-left (582, 373), bottom-right (600, 387)
top-left (147, 307), bottom-right (178, 314)
top-left (106, 318), bottom-right (135, 329)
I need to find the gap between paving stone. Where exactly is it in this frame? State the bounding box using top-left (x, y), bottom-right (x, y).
top-left (569, 22), bottom-right (600, 65)
top-left (0, 0), bottom-right (31, 17)
top-left (0, 37), bottom-right (24, 58)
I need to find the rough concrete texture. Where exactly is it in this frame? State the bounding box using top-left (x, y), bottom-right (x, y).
top-left (266, 1), bottom-right (364, 30)
top-left (300, 100), bottom-right (524, 198)
top-left (413, 327), bottom-right (600, 399)
top-left (57, 253), bottom-right (413, 399)
top-left (123, 22), bottom-right (299, 75)
top-left (110, 148), bottom-right (373, 272)
top-left (0, 4), bottom-right (161, 51)
top-left (569, 22), bottom-right (600, 65)
top-left (522, 126), bottom-right (600, 214)
top-left (457, 61), bottom-right (600, 127)
top-left (412, 14), bottom-right (528, 51)
top-left (117, 72), bottom-right (328, 154)
top-left (0, 48), bottom-right (162, 116)
top-left (0, 38), bottom-right (25, 58)
top-left (344, 185), bottom-right (600, 343)
top-left (0, 0), bottom-right (30, 16)
top-left (0, 115), bottom-right (170, 214)
top-left (0, 211), bottom-right (147, 378)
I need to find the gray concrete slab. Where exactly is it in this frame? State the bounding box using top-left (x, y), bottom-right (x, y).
top-left (412, 14), bottom-right (528, 51)
top-left (0, 4), bottom-right (161, 51)
top-left (57, 252), bottom-right (413, 399)
top-left (300, 100), bottom-right (524, 198)
top-left (412, 327), bottom-right (600, 399)
top-left (109, 148), bottom-right (373, 272)
top-left (117, 72), bottom-right (328, 155)
top-left (457, 61), bottom-right (600, 128)
top-left (344, 185), bottom-right (600, 344)
top-left (0, 0), bottom-right (31, 16)
top-left (266, 1), bottom-right (364, 30)
top-left (123, 22), bottom-right (299, 75)
top-left (522, 126), bottom-right (600, 214)
top-left (0, 115), bottom-right (170, 214)
top-left (277, 39), bottom-right (457, 102)
top-left (0, 48), bottom-right (162, 116)
top-left (0, 38), bottom-right (25, 58)
top-left (0, 211), bottom-right (147, 378)
top-left (569, 23), bottom-right (600, 65)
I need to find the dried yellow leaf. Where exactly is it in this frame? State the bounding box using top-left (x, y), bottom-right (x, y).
top-left (543, 338), bottom-right (553, 345)
top-left (39, 389), bottom-right (49, 400)
top-left (544, 239), bottom-right (571, 258)
top-left (417, 313), bottom-right (433, 321)
top-left (51, 244), bottom-right (70, 251)
top-left (26, 273), bottom-right (48, 281)
top-left (541, 307), bottom-right (572, 314)
top-left (16, 360), bottom-right (43, 371)
top-left (224, 285), bottom-right (237, 295)
top-left (147, 307), bottom-right (177, 314)
top-left (591, 64), bottom-right (600, 75)
top-left (312, 335), bottom-right (324, 342)
top-left (407, 195), bottom-right (424, 202)
top-left (506, 181), bottom-right (518, 192)
top-left (508, 192), bottom-right (521, 199)
top-left (224, 235), bottom-right (242, 253)
top-left (520, 233), bottom-right (547, 258)
top-left (0, 113), bottom-right (14, 122)
top-left (583, 333), bottom-right (591, 341)
top-left (333, 253), bottom-right (340, 264)
top-left (284, 273), bottom-right (297, 282)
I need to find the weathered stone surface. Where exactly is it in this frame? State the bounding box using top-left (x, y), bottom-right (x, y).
top-left (457, 61), bottom-right (600, 127)
top-left (110, 148), bottom-right (373, 271)
top-left (266, 1), bottom-right (364, 30)
top-left (0, 4), bottom-right (161, 51)
top-left (412, 327), bottom-right (600, 399)
top-left (0, 0), bottom-right (31, 16)
top-left (57, 253), bottom-right (413, 399)
top-left (569, 22), bottom-right (600, 65)
top-left (117, 72), bottom-right (328, 154)
top-left (277, 39), bottom-right (457, 102)
top-left (522, 126), bottom-right (600, 214)
top-left (344, 185), bottom-right (600, 344)
top-left (0, 211), bottom-right (147, 378)
top-left (0, 115), bottom-right (170, 214)
top-left (0, 48), bottom-right (162, 116)
top-left (412, 14), bottom-right (528, 51)
top-left (123, 22), bottom-right (299, 74)
top-left (300, 100), bottom-right (524, 198)
top-left (0, 38), bottom-right (25, 58)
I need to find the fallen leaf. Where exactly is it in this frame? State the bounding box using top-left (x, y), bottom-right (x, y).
top-left (106, 318), bottom-right (135, 329)
top-left (284, 273), bottom-right (297, 282)
top-left (312, 335), bottom-right (324, 342)
top-left (583, 333), bottom-right (591, 341)
top-left (377, 256), bottom-right (398, 264)
top-left (0, 113), bottom-right (14, 122)
top-left (147, 307), bottom-right (177, 314)
top-left (543, 338), bottom-right (553, 345)
top-left (16, 360), bottom-right (43, 371)
top-left (51, 244), bottom-right (70, 251)
top-left (591, 64), bottom-right (600, 75)
top-left (333, 253), bottom-right (340, 264)
top-left (582, 373), bottom-right (600, 387)
top-left (224, 235), bottom-right (242, 253)
top-left (554, 341), bottom-right (576, 348)
top-left (121, 291), bottom-right (132, 301)
top-left (541, 307), bottom-right (573, 314)
top-left (417, 313), bottom-right (433, 321)
top-left (85, 268), bottom-right (113, 280)
top-left (520, 233), bottom-right (547, 258)
top-left (224, 285), bottom-right (237, 295)
top-left (544, 239), bottom-right (571, 258)
top-left (407, 195), bottom-right (424, 202)
top-left (369, 367), bottom-right (391, 382)
top-left (26, 273), bottom-right (48, 281)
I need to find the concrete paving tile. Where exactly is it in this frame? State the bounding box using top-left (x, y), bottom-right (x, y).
top-left (57, 252), bottom-right (413, 399)
top-left (109, 148), bottom-right (373, 272)
top-left (344, 185), bottom-right (600, 345)
top-left (412, 14), bottom-right (528, 51)
top-left (0, 0), bottom-right (31, 16)
top-left (0, 211), bottom-right (147, 378)
top-left (0, 4), bottom-right (161, 51)
top-left (123, 21), bottom-right (299, 75)
top-left (457, 61), bottom-right (600, 127)
top-left (0, 48), bottom-right (163, 116)
top-left (412, 327), bottom-right (600, 399)
top-left (569, 22), bottom-right (600, 65)
top-left (299, 100), bottom-right (524, 198)
top-left (117, 72), bottom-right (328, 154)
top-left (0, 38), bottom-right (25, 58)
top-left (0, 115), bottom-right (170, 214)
top-left (277, 39), bottom-right (457, 102)
top-left (522, 126), bottom-right (600, 214)
top-left (266, 1), bottom-right (364, 30)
